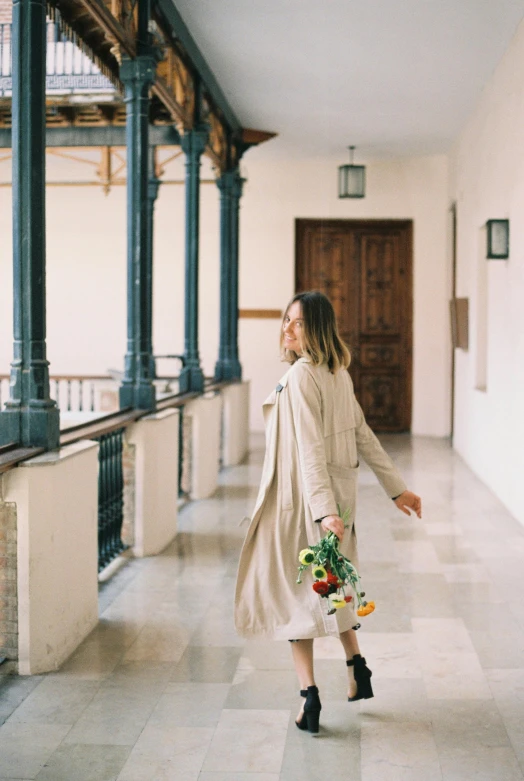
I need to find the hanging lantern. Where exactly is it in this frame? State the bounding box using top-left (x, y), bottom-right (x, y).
top-left (338, 145), bottom-right (366, 199)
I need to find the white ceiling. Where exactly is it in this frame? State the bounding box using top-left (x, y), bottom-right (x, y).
top-left (174, 0), bottom-right (524, 160)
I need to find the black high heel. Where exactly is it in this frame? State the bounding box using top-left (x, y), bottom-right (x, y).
top-left (295, 685), bottom-right (321, 734)
top-left (347, 654), bottom-right (374, 701)
top-left (295, 689), bottom-right (308, 731)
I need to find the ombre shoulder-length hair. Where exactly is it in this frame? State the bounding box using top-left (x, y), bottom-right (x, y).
top-left (280, 291), bottom-right (351, 373)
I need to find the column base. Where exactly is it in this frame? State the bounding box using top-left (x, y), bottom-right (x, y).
top-left (0, 406), bottom-right (60, 449)
top-left (214, 358), bottom-right (242, 382)
top-left (119, 381), bottom-right (156, 411)
top-left (179, 364), bottom-right (205, 393)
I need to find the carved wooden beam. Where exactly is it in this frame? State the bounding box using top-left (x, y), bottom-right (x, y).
top-left (74, 0), bottom-right (136, 59)
top-left (38, 0), bottom-right (277, 166)
top-left (151, 77), bottom-right (189, 129)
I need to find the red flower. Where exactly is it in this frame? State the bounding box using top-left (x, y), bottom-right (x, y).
top-left (326, 572), bottom-right (339, 585)
top-left (344, 595), bottom-right (353, 603)
top-left (312, 581), bottom-right (329, 595)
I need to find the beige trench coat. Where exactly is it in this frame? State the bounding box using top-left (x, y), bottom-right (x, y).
top-left (234, 357), bottom-right (407, 640)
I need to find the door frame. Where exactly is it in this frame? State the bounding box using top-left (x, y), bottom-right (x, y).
top-left (295, 218), bottom-right (413, 432)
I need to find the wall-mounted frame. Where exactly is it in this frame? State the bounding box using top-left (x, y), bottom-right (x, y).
top-left (450, 297), bottom-right (469, 350)
top-left (486, 219), bottom-right (509, 259)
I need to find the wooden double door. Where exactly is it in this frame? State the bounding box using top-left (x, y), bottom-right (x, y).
top-left (296, 219), bottom-right (413, 432)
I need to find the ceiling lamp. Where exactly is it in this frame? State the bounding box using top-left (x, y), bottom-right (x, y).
top-left (338, 145), bottom-right (366, 199)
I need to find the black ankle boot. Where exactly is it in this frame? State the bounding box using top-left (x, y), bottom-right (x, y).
top-left (347, 654), bottom-right (374, 701)
top-left (295, 685), bottom-right (321, 734)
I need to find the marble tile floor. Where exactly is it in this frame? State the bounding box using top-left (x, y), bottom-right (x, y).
top-left (1, 434), bottom-right (524, 780)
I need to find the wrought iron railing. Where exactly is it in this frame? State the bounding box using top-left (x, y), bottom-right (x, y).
top-left (0, 21), bottom-right (115, 96)
top-left (96, 428), bottom-right (125, 571)
top-left (0, 380), bottom-right (232, 571)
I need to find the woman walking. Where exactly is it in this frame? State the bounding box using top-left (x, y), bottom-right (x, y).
top-left (235, 291), bottom-right (421, 734)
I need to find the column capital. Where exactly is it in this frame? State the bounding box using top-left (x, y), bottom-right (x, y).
top-left (216, 168), bottom-right (235, 193)
top-left (217, 167), bottom-right (245, 201)
top-left (231, 170), bottom-right (245, 201)
top-left (119, 54), bottom-right (157, 88)
top-left (148, 174), bottom-right (160, 203)
top-left (181, 124), bottom-right (210, 159)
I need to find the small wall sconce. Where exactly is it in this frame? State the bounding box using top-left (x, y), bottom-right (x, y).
top-left (338, 145), bottom-right (366, 199)
top-left (486, 219), bottom-right (509, 259)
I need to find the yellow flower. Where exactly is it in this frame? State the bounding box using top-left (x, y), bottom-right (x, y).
top-left (357, 601), bottom-right (376, 617)
top-left (328, 593), bottom-right (346, 609)
top-left (298, 549), bottom-right (315, 566)
top-left (312, 565), bottom-right (327, 580)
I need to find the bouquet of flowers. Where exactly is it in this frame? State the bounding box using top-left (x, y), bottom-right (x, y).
top-left (297, 507), bottom-right (375, 619)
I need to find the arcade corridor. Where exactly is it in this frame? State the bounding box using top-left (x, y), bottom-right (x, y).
top-left (0, 435), bottom-right (523, 781)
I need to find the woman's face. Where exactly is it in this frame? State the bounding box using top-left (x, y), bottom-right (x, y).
top-left (283, 301), bottom-right (304, 354)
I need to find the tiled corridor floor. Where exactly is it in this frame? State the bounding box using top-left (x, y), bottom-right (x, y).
top-left (2, 434), bottom-right (524, 780)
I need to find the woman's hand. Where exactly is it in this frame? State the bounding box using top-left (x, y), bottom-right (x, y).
top-left (320, 514), bottom-right (345, 541)
top-left (394, 490), bottom-right (422, 518)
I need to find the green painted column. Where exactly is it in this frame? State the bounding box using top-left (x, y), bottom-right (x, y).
top-left (119, 15), bottom-right (157, 410)
top-left (229, 170), bottom-right (244, 379)
top-left (214, 168), bottom-right (242, 381)
top-left (178, 125), bottom-right (209, 394)
top-left (147, 146), bottom-right (161, 380)
top-left (0, 0), bottom-right (59, 448)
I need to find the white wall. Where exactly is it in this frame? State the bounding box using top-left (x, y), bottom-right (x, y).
top-left (0, 153), bottom-right (219, 382)
top-left (0, 146), bottom-right (450, 437)
top-left (449, 16), bottom-right (524, 525)
top-left (239, 151), bottom-right (450, 434)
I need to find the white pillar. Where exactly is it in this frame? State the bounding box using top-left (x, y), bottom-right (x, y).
top-left (184, 393), bottom-right (222, 499)
top-left (2, 441), bottom-right (99, 675)
top-left (126, 408), bottom-right (179, 557)
top-left (221, 381), bottom-right (250, 467)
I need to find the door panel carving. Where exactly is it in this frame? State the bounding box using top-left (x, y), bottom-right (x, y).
top-left (360, 374), bottom-right (401, 430)
top-left (360, 235), bottom-right (400, 334)
top-left (296, 219), bottom-right (412, 432)
top-left (360, 344), bottom-right (400, 368)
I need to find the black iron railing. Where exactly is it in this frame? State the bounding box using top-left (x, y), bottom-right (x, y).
top-left (0, 382), bottom-right (233, 574)
top-left (96, 428), bottom-right (125, 571)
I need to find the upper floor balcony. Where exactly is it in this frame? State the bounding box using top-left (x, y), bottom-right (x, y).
top-left (0, 19), bottom-right (116, 99)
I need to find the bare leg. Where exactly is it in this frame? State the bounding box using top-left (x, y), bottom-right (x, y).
top-left (339, 629), bottom-right (361, 698)
top-left (290, 639), bottom-right (315, 721)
